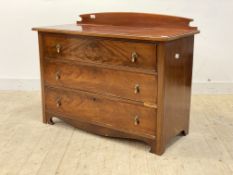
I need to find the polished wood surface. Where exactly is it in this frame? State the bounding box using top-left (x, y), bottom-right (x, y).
top-left (38, 33), bottom-right (47, 123)
top-left (44, 60), bottom-right (157, 104)
top-left (33, 12), bottom-right (199, 155)
top-left (33, 13), bottom-right (199, 41)
top-left (154, 36), bottom-right (194, 155)
top-left (78, 12), bottom-right (195, 28)
top-left (45, 87), bottom-right (157, 136)
top-left (163, 37), bottom-right (194, 140)
top-left (43, 33), bottom-right (157, 70)
top-left (55, 115), bottom-right (155, 142)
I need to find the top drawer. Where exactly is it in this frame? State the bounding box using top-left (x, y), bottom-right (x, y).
top-left (43, 34), bottom-right (157, 70)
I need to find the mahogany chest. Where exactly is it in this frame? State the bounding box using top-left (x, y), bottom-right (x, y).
top-left (33, 12), bottom-right (199, 155)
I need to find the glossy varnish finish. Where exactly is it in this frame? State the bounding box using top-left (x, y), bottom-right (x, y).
top-left (33, 12), bottom-right (199, 155)
top-left (33, 13), bottom-right (199, 41)
top-left (43, 33), bottom-right (157, 70)
top-left (45, 87), bottom-right (157, 137)
top-left (77, 12), bottom-right (195, 28)
top-left (154, 36), bottom-right (194, 154)
top-left (44, 61), bottom-right (157, 104)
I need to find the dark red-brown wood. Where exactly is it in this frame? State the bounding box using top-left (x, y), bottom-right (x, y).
top-left (78, 12), bottom-right (195, 29)
top-left (44, 60), bottom-right (157, 104)
top-left (43, 33), bottom-right (157, 70)
top-left (45, 87), bottom-right (157, 137)
top-left (32, 12), bottom-right (199, 42)
top-left (33, 12), bottom-right (199, 155)
top-left (154, 36), bottom-right (194, 154)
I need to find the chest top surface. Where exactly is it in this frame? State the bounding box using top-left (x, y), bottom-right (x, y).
top-left (32, 12), bottom-right (199, 41)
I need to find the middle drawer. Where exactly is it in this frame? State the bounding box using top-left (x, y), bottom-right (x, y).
top-left (44, 61), bottom-right (157, 104)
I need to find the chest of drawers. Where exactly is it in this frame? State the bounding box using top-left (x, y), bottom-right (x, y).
top-left (33, 12), bottom-right (199, 155)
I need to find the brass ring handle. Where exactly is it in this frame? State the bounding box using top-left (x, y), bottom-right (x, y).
top-left (56, 44), bottom-right (61, 54)
top-left (134, 84), bottom-right (140, 94)
top-left (56, 98), bottom-right (61, 108)
top-left (134, 116), bottom-right (140, 125)
top-left (55, 71), bottom-right (61, 80)
top-left (131, 52), bottom-right (138, 63)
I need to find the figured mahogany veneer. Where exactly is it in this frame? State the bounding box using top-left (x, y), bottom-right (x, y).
top-left (44, 61), bottom-right (157, 104)
top-left (33, 12), bottom-right (199, 155)
top-left (43, 34), bottom-right (157, 71)
top-left (45, 87), bottom-right (156, 137)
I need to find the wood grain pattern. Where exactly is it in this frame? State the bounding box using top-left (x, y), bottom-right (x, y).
top-left (38, 32), bottom-right (47, 123)
top-left (154, 36), bottom-right (194, 155)
top-left (47, 113), bottom-right (155, 142)
top-left (32, 13), bottom-right (199, 42)
top-left (43, 33), bottom-right (157, 70)
top-left (45, 87), bottom-right (157, 137)
top-left (78, 12), bottom-right (195, 29)
top-left (33, 24), bottom-right (199, 42)
top-left (163, 36), bottom-right (194, 143)
top-left (33, 12), bottom-right (199, 155)
top-left (44, 60), bottom-right (157, 104)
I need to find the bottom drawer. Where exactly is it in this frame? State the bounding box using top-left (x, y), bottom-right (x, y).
top-left (45, 87), bottom-right (156, 136)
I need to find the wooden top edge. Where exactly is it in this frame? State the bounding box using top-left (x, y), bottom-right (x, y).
top-left (32, 12), bottom-right (199, 41)
top-left (32, 24), bottom-right (199, 42)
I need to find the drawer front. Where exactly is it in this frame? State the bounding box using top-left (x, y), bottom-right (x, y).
top-left (45, 87), bottom-right (156, 136)
top-left (43, 34), bottom-right (157, 70)
top-left (44, 61), bottom-right (157, 104)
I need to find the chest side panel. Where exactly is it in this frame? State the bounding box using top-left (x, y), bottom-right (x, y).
top-left (156, 36), bottom-right (194, 155)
